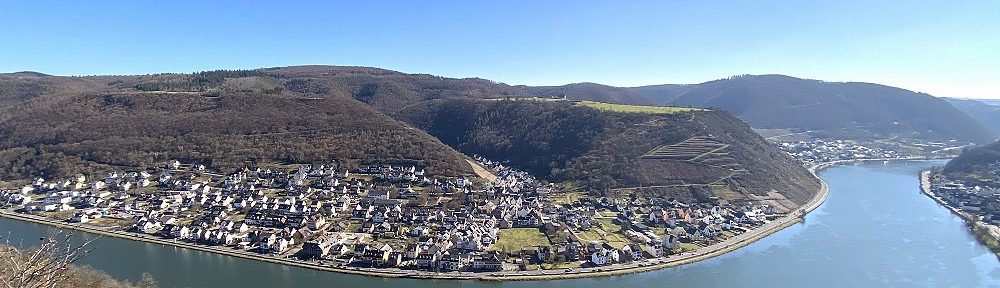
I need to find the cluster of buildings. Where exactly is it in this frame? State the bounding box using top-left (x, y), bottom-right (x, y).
top-left (778, 140), bottom-right (903, 164)
top-left (927, 174), bottom-right (1000, 224)
top-left (555, 193), bottom-right (775, 267)
top-left (0, 156), bottom-right (781, 273)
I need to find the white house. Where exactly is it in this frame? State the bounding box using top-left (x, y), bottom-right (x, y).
top-left (590, 247), bottom-right (619, 266)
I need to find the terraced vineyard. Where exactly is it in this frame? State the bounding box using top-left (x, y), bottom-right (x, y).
top-left (400, 98), bottom-right (820, 205)
top-left (641, 136), bottom-right (749, 177)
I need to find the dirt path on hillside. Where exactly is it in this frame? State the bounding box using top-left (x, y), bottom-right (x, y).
top-left (467, 160), bottom-right (497, 182)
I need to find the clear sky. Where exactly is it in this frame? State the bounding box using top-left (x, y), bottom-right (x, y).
top-left (1, 0), bottom-right (998, 98)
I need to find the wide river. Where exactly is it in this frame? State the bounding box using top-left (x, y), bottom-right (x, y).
top-left (3, 160), bottom-right (1000, 287)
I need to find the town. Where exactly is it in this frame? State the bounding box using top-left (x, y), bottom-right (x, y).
top-left (779, 140), bottom-right (902, 164)
top-left (777, 139), bottom-right (971, 165)
top-left (925, 173), bottom-right (1000, 225)
top-left (0, 156), bottom-right (780, 274)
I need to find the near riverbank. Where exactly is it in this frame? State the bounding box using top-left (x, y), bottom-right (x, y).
top-left (0, 162), bottom-right (835, 281)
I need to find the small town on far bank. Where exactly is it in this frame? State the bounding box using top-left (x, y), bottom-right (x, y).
top-left (926, 173), bottom-right (1000, 223)
top-left (924, 166), bottom-right (1000, 251)
top-left (777, 139), bottom-right (967, 164)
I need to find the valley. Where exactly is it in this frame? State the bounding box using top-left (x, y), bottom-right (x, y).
top-left (0, 66), bottom-right (993, 282)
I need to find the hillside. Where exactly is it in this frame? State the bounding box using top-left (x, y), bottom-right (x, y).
top-left (260, 66), bottom-right (522, 113)
top-left (0, 67), bottom-right (821, 208)
top-left (0, 73), bottom-right (105, 122)
top-left (531, 75), bottom-right (993, 143)
top-left (943, 140), bottom-right (1000, 185)
top-left (944, 98), bottom-right (1000, 138)
top-left (0, 71), bottom-right (475, 180)
top-left (398, 98), bottom-right (820, 207)
top-left (628, 84), bottom-right (694, 105)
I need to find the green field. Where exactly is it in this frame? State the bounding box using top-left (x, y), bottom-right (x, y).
top-left (539, 261), bottom-right (582, 270)
top-left (492, 97), bottom-right (702, 114)
top-left (650, 227), bottom-right (669, 236)
top-left (679, 242), bottom-right (701, 252)
top-left (596, 218), bottom-right (622, 232)
top-left (491, 228), bottom-right (552, 252)
top-left (551, 192), bottom-right (583, 205)
top-left (257, 162), bottom-right (303, 171)
top-left (710, 184), bottom-right (746, 201)
top-left (574, 100), bottom-right (701, 114)
top-left (575, 228), bottom-right (630, 249)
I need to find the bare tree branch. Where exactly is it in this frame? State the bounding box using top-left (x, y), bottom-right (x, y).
top-left (0, 229), bottom-right (136, 288)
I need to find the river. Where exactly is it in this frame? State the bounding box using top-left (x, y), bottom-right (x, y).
top-left (2, 160), bottom-right (999, 287)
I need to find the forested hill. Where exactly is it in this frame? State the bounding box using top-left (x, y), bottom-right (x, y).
top-left (944, 98), bottom-right (1000, 138)
top-left (943, 140), bottom-right (1000, 185)
top-left (5, 68), bottom-right (989, 147)
top-left (529, 75), bottom-right (993, 143)
top-left (0, 70), bottom-right (476, 179)
top-left (0, 66), bottom-right (820, 207)
top-left (260, 66), bottom-right (522, 113)
top-left (398, 99), bottom-right (820, 207)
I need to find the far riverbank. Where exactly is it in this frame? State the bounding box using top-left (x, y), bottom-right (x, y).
top-left (919, 170), bottom-right (1000, 256)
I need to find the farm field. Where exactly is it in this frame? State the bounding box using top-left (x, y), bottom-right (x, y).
top-left (492, 97), bottom-right (701, 114)
top-left (491, 228), bottom-right (552, 252)
top-left (574, 100), bottom-right (700, 114)
top-left (576, 228), bottom-right (630, 249)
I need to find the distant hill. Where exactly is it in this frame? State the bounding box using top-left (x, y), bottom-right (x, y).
top-left (0, 73), bottom-right (102, 121)
top-left (943, 140), bottom-right (1000, 185)
top-left (627, 84), bottom-right (693, 105)
top-left (521, 83), bottom-right (660, 106)
top-left (260, 66), bottom-right (522, 113)
top-left (978, 99), bottom-right (1000, 106)
top-left (944, 98), bottom-right (1000, 138)
top-left (0, 70), bottom-right (476, 179)
top-left (398, 98), bottom-right (820, 207)
top-left (529, 75), bottom-right (993, 143)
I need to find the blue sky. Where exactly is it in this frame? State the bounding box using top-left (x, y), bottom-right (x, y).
top-left (1, 1), bottom-right (998, 98)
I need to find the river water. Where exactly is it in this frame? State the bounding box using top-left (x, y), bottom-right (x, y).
top-left (3, 160), bottom-right (999, 287)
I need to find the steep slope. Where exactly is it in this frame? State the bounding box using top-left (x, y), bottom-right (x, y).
top-left (0, 73), bottom-right (105, 121)
top-left (533, 75), bottom-right (992, 143)
top-left (943, 140), bottom-right (1000, 185)
top-left (399, 99), bottom-right (820, 207)
top-left (0, 71), bottom-right (475, 180)
top-left (0, 66), bottom-right (823, 208)
top-left (944, 98), bottom-right (1000, 138)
